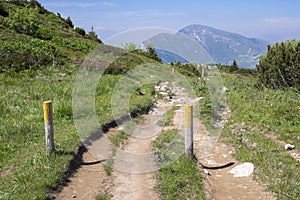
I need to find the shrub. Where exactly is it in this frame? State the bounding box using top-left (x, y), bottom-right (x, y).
top-left (4, 7), bottom-right (40, 36)
top-left (257, 40), bottom-right (300, 89)
top-left (51, 36), bottom-right (96, 53)
top-left (74, 27), bottom-right (86, 36)
top-left (85, 30), bottom-right (102, 43)
top-left (0, 38), bottom-right (62, 72)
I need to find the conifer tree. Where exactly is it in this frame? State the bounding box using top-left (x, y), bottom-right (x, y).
top-left (257, 40), bottom-right (300, 89)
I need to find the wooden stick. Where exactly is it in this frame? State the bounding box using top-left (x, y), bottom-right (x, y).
top-left (43, 101), bottom-right (54, 154)
top-left (184, 104), bottom-right (193, 158)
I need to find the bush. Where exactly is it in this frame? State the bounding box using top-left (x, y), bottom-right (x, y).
top-left (51, 36), bottom-right (96, 53)
top-left (85, 30), bottom-right (102, 43)
top-left (257, 40), bottom-right (300, 89)
top-left (36, 25), bottom-right (55, 40)
top-left (0, 37), bottom-right (62, 72)
top-left (74, 27), bottom-right (86, 36)
top-left (4, 7), bottom-right (40, 36)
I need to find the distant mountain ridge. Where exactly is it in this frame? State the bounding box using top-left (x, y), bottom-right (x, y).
top-left (178, 24), bottom-right (269, 68)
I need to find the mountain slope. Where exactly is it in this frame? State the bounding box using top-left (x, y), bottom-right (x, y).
top-left (179, 24), bottom-right (269, 68)
top-left (0, 0), bottom-right (101, 72)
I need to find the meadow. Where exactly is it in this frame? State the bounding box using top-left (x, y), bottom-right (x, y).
top-left (0, 62), bottom-right (155, 199)
top-left (196, 70), bottom-right (300, 199)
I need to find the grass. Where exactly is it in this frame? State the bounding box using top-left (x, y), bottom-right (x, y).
top-left (197, 71), bottom-right (300, 199)
top-left (152, 129), bottom-right (206, 200)
top-left (157, 156), bottom-right (206, 200)
top-left (0, 63), bottom-right (157, 199)
top-left (109, 131), bottom-right (129, 147)
top-left (0, 66), bottom-right (80, 200)
top-left (0, 2), bottom-right (161, 198)
top-left (152, 129), bottom-right (184, 165)
top-left (95, 193), bottom-right (111, 200)
top-left (2, 54), bottom-right (298, 200)
top-left (157, 106), bottom-right (178, 127)
top-left (95, 76), bottom-right (155, 125)
top-left (103, 155), bottom-right (114, 176)
top-left (152, 129), bottom-right (178, 149)
top-left (104, 130), bottom-right (129, 177)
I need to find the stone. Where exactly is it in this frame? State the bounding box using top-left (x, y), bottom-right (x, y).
top-left (228, 162), bottom-right (254, 177)
top-left (285, 144), bottom-right (295, 150)
top-left (203, 169), bottom-right (211, 176)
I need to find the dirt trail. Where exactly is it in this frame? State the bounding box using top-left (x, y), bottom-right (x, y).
top-left (109, 83), bottom-right (189, 199)
top-left (54, 81), bottom-right (276, 200)
top-left (191, 114), bottom-right (276, 199)
top-left (54, 151), bottom-right (109, 200)
top-left (108, 109), bottom-right (166, 200)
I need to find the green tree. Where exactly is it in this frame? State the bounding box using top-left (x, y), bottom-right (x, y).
top-left (65, 16), bottom-right (74, 28)
top-left (85, 27), bottom-right (102, 43)
top-left (257, 40), bottom-right (300, 89)
top-left (74, 27), bottom-right (86, 36)
top-left (145, 43), bottom-right (162, 63)
top-left (229, 59), bottom-right (238, 72)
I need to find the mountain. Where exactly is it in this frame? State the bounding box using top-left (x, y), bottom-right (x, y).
top-left (146, 32), bottom-right (213, 64)
top-left (178, 24), bottom-right (269, 68)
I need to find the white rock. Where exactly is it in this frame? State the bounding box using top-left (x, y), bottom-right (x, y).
top-left (221, 86), bottom-right (229, 93)
top-left (159, 92), bottom-right (168, 96)
top-left (203, 169), bottom-right (211, 176)
top-left (228, 162), bottom-right (254, 177)
top-left (285, 144), bottom-right (295, 150)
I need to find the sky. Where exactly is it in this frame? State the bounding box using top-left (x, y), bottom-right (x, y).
top-left (39, 0), bottom-right (300, 43)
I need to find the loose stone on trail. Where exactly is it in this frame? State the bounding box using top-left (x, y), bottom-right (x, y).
top-left (228, 162), bottom-right (254, 177)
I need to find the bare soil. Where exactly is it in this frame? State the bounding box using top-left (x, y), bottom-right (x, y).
top-left (54, 150), bottom-right (110, 200)
top-left (53, 82), bottom-right (276, 200)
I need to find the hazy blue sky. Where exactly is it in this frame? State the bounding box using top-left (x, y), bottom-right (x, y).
top-left (39, 0), bottom-right (300, 43)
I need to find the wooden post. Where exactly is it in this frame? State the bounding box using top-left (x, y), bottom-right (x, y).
top-left (201, 66), bottom-right (205, 78)
top-left (184, 104), bottom-right (193, 158)
top-left (43, 101), bottom-right (54, 154)
top-left (172, 67), bottom-right (175, 76)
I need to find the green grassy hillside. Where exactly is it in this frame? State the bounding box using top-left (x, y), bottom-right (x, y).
top-left (0, 1), bottom-right (161, 199)
top-left (0, 0), bottom-right (101, 73)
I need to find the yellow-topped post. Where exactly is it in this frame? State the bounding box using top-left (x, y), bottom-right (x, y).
top-left (184, 104), bottom-right (193, 158)
top-left (43, 101), bottom-right (54, 154)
